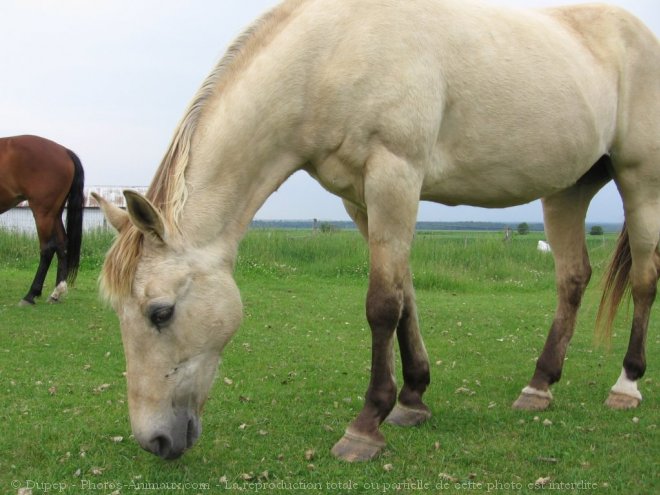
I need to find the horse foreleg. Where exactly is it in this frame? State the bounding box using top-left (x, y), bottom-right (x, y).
top-left (385, 267), bottom-right (432, 426)
top-left (331, 247), bottom-right (401, 462)
top-left (342, 201), bottom-right (431, 428)
top-left (332, 149), bottom-right (421, 462)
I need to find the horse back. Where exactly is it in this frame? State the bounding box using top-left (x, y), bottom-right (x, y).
top-left (0, 135), bottom-right (75, 211)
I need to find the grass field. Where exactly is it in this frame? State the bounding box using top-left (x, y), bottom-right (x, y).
top-left (0, 228), bottom-right (657, 494)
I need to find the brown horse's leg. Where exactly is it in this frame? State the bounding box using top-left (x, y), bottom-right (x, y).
top-left (332, 150), bottom-right (421, 462)
top-left (22, 240), bottom-right (57, 305)
top-left (21, 213), bottom-right (59, 305)
top-left (605, 203), bottom-right (660, 409)
top-left (514, 167), bottom-right (608, 410)
top-left (48, 217), bottom-right (69, 302)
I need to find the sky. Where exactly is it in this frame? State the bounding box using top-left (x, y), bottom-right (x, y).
top-left (1, 1), bottom-right (658, 223)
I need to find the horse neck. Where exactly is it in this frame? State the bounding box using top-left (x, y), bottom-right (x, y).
top-left (178, 84), bottom-right (303, 260)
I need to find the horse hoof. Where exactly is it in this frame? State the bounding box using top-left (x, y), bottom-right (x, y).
top-left (605, 392), bottom-right (641, 410)
top-left (48, 282), bottom-right (67, 303)
top-left (385, 403), bottom-right (432, 427)
top-left (512, 391), bottom-right (552, 411)
top-left (331, 429), bottom-right (386, 462)
top-left (18, 299), bottom-right (35, 307)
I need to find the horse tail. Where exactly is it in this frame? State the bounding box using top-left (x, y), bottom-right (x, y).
top-left (64, 149), bottom-right (85, 284)
top-left (595, 223), bottom-right (631, 345)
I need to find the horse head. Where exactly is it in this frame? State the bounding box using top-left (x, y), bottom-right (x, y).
top-left (93, 191), bottom-right (242, 459)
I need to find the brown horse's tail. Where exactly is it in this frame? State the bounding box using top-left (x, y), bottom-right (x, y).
top-left (65, 149), bottom-right (85, 284)
top-left (595, 223), bottom-right (632, 345)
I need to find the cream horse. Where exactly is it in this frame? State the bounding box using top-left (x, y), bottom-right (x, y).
top-left (93, 0), bottom-right (659, 461)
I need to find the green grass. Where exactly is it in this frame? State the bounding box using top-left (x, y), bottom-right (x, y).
top-left (0, 228), bottom-right (657, 494)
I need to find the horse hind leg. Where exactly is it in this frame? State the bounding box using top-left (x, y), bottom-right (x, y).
top-left (602, 202), bottom-right (660, 409)
top-left (513, 164), bottom-right (608, 410)
top-left (47, 218), bottom-right (69, 303)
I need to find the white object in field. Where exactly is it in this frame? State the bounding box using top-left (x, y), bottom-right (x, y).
top-left (537, 240), bottom-right (552, 253)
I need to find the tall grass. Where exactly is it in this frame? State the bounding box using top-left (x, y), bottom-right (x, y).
top-left (236, 228), bottom-right (618, 293)
top-left (0, 228), bottom-right (116, 271)
top-left (0, 229), bottom-right (38, 270)
top-left (1, 227), bottom-right (618, 294)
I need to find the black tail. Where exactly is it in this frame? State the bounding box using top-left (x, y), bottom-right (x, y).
top-left (65, 149), bottom-right (85, 284)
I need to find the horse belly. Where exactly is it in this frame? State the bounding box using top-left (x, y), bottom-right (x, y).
top-left (421, 93), bottom-right (614, 208)
top-left (421, 159), bottom-right (575, 208)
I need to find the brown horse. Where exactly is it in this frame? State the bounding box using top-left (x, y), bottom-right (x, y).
top-left (0, 135), bottom-right (84, 305)
top-left (93, 0), bottom-right (658, 462)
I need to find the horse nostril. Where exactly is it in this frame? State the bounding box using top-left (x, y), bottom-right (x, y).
top-left (147, 434), bottom-right (179, 460)
top-left (186, 416), bottom-right (201, 448)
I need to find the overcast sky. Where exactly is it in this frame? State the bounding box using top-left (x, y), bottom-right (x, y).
top-left (1, 1), bottom-right (657, 222)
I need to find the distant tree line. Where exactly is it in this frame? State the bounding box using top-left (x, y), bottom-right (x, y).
top-left (249, 219), bottom-right (621, 233)
top-left (516, 223), bottom-right (606, 236)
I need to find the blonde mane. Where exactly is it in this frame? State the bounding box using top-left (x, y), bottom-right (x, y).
top-left (100, 0), bottom-right (306, 304)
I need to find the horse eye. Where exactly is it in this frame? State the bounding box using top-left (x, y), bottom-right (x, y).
top-left (149, 305), bottom-right (175, 330)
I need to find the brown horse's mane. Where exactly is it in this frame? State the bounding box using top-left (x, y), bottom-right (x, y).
top-left (100, 0), bottom-right (306, 305)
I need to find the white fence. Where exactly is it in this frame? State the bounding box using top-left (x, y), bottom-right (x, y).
top-left (1, 186), bottom-right (148, 234)
top-left (0, 207), bottom-right (108, 233)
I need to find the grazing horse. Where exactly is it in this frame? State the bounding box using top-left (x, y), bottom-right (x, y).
top-left (0, 135), bottom-right (84, 305)
top-left (93, 0), bottom-right (659, 461)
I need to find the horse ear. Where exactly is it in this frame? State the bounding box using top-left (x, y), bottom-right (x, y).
top-left (123, 190), bottom-right (167, 245)
top-left (91, 192), bottom-right (130, 233)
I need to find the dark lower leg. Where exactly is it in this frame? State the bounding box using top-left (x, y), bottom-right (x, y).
top-left (623, 281), bottom-right (654, 380)
top-left (331, 271), bottom-right (402, 461)
top-left (55, 246), bottom-right (68, 287)
top-left (391, 275), bottom-right (431, 418)
top-left (22, 246), bottom-right (56, 304)
top-left (352, 281), bottom-right (402, 431)
top-left (349, 334), bottom-right (398, 437)
top-left (514, 308), bottom-right (581, 410)
top-left (47, 244), bottom-right (69, 302)
top-left (532, 257), bottom-right (591, 387)
top-left (331, 335), bottom-right (397, 461)
top-left (622, 320), bottom-right (648, 382)
top-left (605, 281), bottom-right (654, 409)
top-left (529, 316), bottom-right (577, 391)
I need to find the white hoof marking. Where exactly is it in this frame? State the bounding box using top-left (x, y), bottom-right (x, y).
top-left (610, 368), bottom-right (642, 401)
top-left (521, 386), bottom-right (553, 400)
top-left (49, 281), bottom-right (68, 302)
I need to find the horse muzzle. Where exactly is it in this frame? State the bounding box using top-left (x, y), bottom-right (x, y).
top-left (138, 411), bottom-right (201, 460)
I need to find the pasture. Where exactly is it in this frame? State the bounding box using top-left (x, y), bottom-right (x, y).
top-left (0, 227), bottom-right (657, 494)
